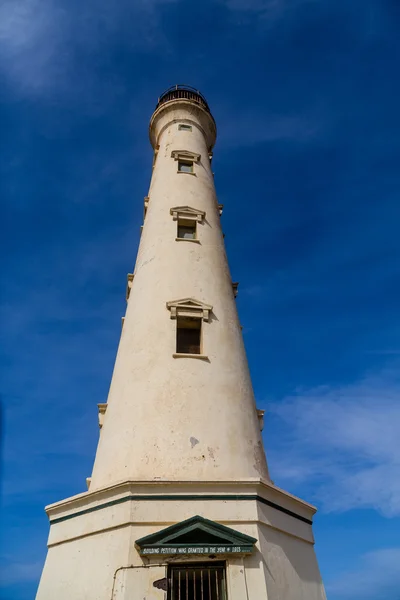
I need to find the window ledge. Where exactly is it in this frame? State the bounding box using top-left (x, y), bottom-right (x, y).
top-left (176, 170), bottom-right (196, 176)
top-left (175, 237), bottom-right (201, 244)
top-left (173, 353), bottom-right (209, 360)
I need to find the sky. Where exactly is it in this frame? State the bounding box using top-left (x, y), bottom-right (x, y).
top-left (1, 0), bottom-right (400, 598)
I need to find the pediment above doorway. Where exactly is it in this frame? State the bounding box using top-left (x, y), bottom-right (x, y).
top-left (135, 515), bottom-right (257, 557)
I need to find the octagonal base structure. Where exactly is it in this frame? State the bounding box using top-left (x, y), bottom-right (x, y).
top-left (36, 480), bottom-right (326, 600)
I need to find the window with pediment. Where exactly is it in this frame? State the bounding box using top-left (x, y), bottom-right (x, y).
top-left (171, 150), bottom-right (201, 175)
top-left (170, 206), bottom-right (205, 243)
top-left (167, 298), bottom-right (212, 359)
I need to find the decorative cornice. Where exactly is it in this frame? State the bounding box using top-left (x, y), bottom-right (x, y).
top-left (171, 149), bottom-right (201, 163)
top-left (170, 206), bottom-right (205, 223)
top-left (49, 494), bottom-right (313, 526)
top-left (166, 298), bottom-right (213, 322)
top-left (46, 478), bottom-right (317, 511)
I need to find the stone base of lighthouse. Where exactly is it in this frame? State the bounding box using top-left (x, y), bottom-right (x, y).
top-left (36, 479), bottom-right (326, 600)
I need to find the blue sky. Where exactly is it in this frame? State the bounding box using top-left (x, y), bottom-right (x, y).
top-left (1, 0), bottom-right (400, 598)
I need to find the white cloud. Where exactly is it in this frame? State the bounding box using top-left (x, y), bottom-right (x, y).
top-left (267, 367), bottom-right (400, 516)
top-left (326, 547), bottom-right (400, 599)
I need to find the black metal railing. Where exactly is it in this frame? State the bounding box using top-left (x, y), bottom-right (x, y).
top-left (156, 85), bottom-right (210, 112)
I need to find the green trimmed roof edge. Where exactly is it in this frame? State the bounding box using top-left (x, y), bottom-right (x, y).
top-left (135, 515), bottom-right (257, 548)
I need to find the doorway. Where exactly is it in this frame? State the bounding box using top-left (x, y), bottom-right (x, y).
top-left (167, 563), bottom-right (227, 600)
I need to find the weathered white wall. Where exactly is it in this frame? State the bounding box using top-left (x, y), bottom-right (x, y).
top-left (90, 99), bottom-right (269, 489)
top-left (37, 526), bottom-right (131, 600)
top-left (112, 566), bottom-right (166, 600)
top-left (257, 523), bottom-right (327, 600)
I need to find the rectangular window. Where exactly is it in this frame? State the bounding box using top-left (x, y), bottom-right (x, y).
top-left (178, 160), bottom-right (194, 173)
top-left (178, 124), bottom-right (192, 131)
top-left (177, 220), bottom-right (196, 240)
top-left (176, 317), bottom-right (201, 354)
top-left (168, 563), bottom-right (227, 600)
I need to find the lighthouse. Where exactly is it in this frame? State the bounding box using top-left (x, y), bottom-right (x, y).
top-left (36, 86), bottom-right (326, 600)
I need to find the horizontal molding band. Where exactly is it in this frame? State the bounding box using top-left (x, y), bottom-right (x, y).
top-left (50, 494), bottom-right (312, 526)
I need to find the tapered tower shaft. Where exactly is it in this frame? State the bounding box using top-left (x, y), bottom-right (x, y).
top-left (36, 87), bottom-right (326, 600)
top-left (90, 87), bottom-right (269, 490)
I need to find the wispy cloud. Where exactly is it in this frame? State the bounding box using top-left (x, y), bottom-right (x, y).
top-left (222, 0), bottom-right (315, 18)
top-left (326, 548), bottom-right (400, 599)
top-left (1, 225), bottom-right (135, 505)
top-left (0, 558), bottom-right (43, 586)
top-left (0, 0), bottom-right (67, 94)
top-left (217, 110), bottom-right (325, 148)
top-left (221, 0), bottom-right (390, 46)
top-left (0, 0), bottom-right (176, 98)
top-left (267, 366), bottom-right (400, 516)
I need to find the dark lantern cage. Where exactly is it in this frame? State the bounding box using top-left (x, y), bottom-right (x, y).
top-left (156, 85), bottom-right (210, 113)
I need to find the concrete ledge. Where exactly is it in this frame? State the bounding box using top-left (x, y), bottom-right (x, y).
top-left (175, 237), bottom-right (201, 244)
top-left (44, 480), bottom-right (316, 548)
top-left (172, 353), bottom-right (209, 360)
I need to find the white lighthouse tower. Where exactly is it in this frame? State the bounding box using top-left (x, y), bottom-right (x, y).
top-left (36, 86), bottom-right (326, 600)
